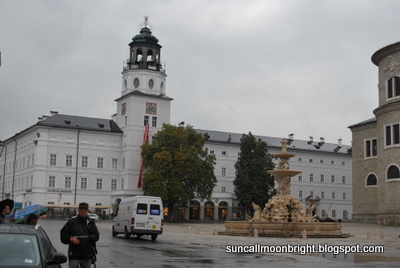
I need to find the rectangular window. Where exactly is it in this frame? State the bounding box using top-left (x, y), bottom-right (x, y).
top-left (150, 204), bottom-right (160, 215)
top-left (65, 177), bottom-right (71, 188)
top-left (343, 210), bottom-right (348, 219)
top-left (385, 124), bottom-right (400, 146)
top-left (299, 191), bottom-right (303, 198)
top-left (387, 76), bottom-right (400, 99)
top-left (321, 191), bottom-right (325, 199)
top-left (32, 154), bottom-right (34, 165)
top-left (50, 154), bottom-right (57, 166)
top-left (112, 159), bottom-right (118, 169)
top-left (320, 175), bottom-right (324, 182)
top-left (365, 138), bottom-right (377, 158)
top-left (342, 176), bottom-right (346, 184)
top-left (310, 173), bottom-right (313, 182)
top-left (321, 209), bottom-right (326, 218)
top-left (332, 210), bottom-right (336, 218)
top-left (332, 192), bottom-right (336, 199)
top-left (122, 158), bottom-right (126, 169)
top-left (137, 203), bottom-right (147, 214)
top-left (309, 159), bottom-right (313, 163)
top-left (210, 150), bottom-right (214, 155)
top-left (48, 176), bottom-right (55, 188)
top-left (222, 167), bottom-right (226, 176)
top-left (343, 192), bottom-right (346, 200)
top-left (82, 156), bottom-right (88, 168)
top-left (66, 155), bottom-right (72, 166)
top-left (144, 116), bottom-right (149, 126)
top-left (331, 175), bottom-right (335, 183)
top-left (152, 117), bottom-right (157, 127)
top-left (28, 155), bottom-right (30, 167)
top-left (331, 160), bottom-right (335, 164)
top-left (342, 161), bottom-right (346, 165)
top-left (121, 179), bottom-right (124, 190)
top-left (298, 158), bottom-right (302, 162)
top-left (222, 151), bottom-right (226, 156)
top-left (310, 191), bottom-right (314, 198)
top-left (111, 179), bottom-right (117, 191)
top-left (320, 159), bottom-right (324, 164)
top-left (96, 178), bottom-right (103, 190)
top-left (81, 178), bottom-right (87, 189)
top-left (97, 158), bottom-right (104, 169)
top-left (298, 175), bottom-right (302, 181)
top-left (221, 186), bottom-right (226, 192)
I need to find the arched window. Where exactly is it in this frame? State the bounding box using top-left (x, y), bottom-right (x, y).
top-left (136, 48), bottom-right (143, 61)
top-left (387, 165), bottom-right (400, 179)
top-left (366, 174), bottom-right (377, 186)
top-left (387, 76), bottom-right (400, 99)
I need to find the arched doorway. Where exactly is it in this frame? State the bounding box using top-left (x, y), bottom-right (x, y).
top-left (218, 201), bottom-right (228, 220)
top-left (204, 201), bottom-right (214, 220)
top-left (189, 201), bottom-right (200, 220)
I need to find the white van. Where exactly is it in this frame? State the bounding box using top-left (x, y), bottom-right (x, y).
top-left (112, 196), bottom-right (164, 241)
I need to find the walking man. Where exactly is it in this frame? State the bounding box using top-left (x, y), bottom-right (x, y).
top-left (60, 202), bottom-right (99, 268)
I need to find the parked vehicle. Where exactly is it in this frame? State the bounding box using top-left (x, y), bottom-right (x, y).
top-left (0, 224), bottom-right (67, 267)
top-left (112, 196), bottom-right (163, 241)
top-left (88, 213), bottom-right (99, 221)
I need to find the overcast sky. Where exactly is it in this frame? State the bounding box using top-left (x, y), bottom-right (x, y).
top-left (1, 0), bottom-right (399, 146)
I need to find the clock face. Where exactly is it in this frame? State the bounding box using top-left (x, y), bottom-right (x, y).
top-left (148, 79), bottom-right (154, 89)
top-left (134, 78), bottom-right (140, 88)
top-left (145, 102), bottom-right (157, 115)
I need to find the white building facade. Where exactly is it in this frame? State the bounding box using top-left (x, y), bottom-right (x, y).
top-left (0, 19), bottom-right (352, 220)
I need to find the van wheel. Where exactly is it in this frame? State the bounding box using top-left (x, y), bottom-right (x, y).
top-left (112, 227), bottom-right (117, 237)
top-left (124, 227), bottom-right (130, 239)
top-left (151, 234), bottom-right (158, 241)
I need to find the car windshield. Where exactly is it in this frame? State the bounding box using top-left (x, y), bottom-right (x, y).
top-left (0, 233), bottom-right (41, 267)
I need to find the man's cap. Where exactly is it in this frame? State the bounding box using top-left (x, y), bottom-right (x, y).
top-left (78, 202), bottom-right (89, 210)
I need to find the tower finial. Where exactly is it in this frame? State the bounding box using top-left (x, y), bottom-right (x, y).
top-left (144, 16), bottom-right (149, 27)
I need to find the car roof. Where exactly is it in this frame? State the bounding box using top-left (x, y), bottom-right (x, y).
top-left (0, 224), bottom-right (40, 235)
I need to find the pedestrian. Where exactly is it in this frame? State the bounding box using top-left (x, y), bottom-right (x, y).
top-left (60, 202), bottom-right (99, 268)
top-left (0, 199), bottom-right (14, 224)
top-left (26, 213), bottom-right (39, 226)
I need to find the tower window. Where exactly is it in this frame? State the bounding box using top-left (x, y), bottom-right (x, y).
top-left (134, 78), bottom-right (140, 88)
top-left (385, 123), bottom-right (400, 146)
top-left (149, 79), bottom-right (154, 89)
top-left (152, 117), bottom-right (157, 127)
top-left (387, 76), bottom-right (400, 99)
top-left (365, 138), bottom-right (377, 158)
top-left (144, 116), bottom-right (149, 126)
top-left (387, 165), bottom-right (400, 180)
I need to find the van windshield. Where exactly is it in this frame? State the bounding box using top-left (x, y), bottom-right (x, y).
top-left (150, 204), bottom-right (160, 215)
top-left (137, 203), bottom-right (147, 214)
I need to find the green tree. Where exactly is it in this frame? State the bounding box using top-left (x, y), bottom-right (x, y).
top-left (233, 132), bottom-right (275, 214)
top-left (141, 123), bottom-right (217, 218)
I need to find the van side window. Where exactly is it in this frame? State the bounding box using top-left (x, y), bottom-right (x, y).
top-left (150, 204), bottom-right (160, 215)
top-left (137, 203), bottom-right (147, 214)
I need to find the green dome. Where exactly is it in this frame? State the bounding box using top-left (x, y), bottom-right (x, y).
top-left (132, 27), bottom-right (159, 44)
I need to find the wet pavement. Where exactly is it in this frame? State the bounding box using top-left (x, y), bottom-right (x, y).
top-left (38, 218), bottom-right (400, 267)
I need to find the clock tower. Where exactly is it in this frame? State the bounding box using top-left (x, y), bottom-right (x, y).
top-left (114, 17), bottom-right (173, 195)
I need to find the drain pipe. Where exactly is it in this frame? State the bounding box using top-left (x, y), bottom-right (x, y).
top-left (0, 143), bottom-right (7, 200)
top-left (12, 137), bottom-right (18, 200)
top-left (74, 127), bottom-right (81, 205)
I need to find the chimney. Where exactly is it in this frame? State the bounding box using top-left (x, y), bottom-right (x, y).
top-left (318, 137), bottom-right (325, 146)
top-left (307, 136), bottom-right (313, 144)
top-left (288, 133), bottom-right (294, 140)
top-left (338, 138), bottom-right (342, 146)
top-left (50, 110), bottom-right (59, 115)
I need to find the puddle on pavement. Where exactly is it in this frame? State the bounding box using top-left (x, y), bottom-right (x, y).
top-left (309, 253), bottom-right (400, 262)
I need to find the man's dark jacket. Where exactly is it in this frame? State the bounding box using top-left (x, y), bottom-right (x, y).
top-left (60, 215), bottom-right (100, 260)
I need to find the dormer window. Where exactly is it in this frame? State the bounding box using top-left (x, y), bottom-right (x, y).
top-left (387, 76), bottom-right (400, 99)
top-left (98, 123), bottom-right (105, 128)
top-left (64, 120), bottom-right (71, 125)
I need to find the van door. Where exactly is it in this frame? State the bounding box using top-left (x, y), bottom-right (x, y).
top-left (134, 199), bottom-right (149, 231)
top-left (148, 201), bottom-right (162, 231)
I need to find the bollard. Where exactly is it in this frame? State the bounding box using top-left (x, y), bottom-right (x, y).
top-left (214, 227), bottom-right (219, 236)
top-left (380, 230), bottom-right (384, 239)
top-left (196, 226), bottom-right (200, 234)
top-left (188, 226), bottom-right (192, 234)
top-left (367, 231), bottom-right (371, 239)
top-left (302, 229), bottom-right (307, 239)
top-left (375, 229), bottom-right (378, 239)
top-left (254, 229), bottom-right (258, 238)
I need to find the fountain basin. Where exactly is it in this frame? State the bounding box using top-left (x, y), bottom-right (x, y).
top-left (221, 221), bottom-right (346, 238)
top-left (268, 169), bottom-right (302, 178)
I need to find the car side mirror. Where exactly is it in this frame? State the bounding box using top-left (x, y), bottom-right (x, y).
top-left (47, 252), bottom-right (67, 265)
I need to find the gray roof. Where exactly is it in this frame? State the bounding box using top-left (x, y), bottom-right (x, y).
top-left (195, 129), bottom-right (351, 155)
top-left (37, 114), bottom-right (122, 133)
top-left (348, 117), bottom-right (377, 129)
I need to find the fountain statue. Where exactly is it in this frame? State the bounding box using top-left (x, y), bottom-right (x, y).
top-left (222, 138), bottom-right (346, 237)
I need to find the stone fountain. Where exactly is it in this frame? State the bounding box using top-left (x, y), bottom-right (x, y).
top-left (222, 138), bottom-right (346, 237)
